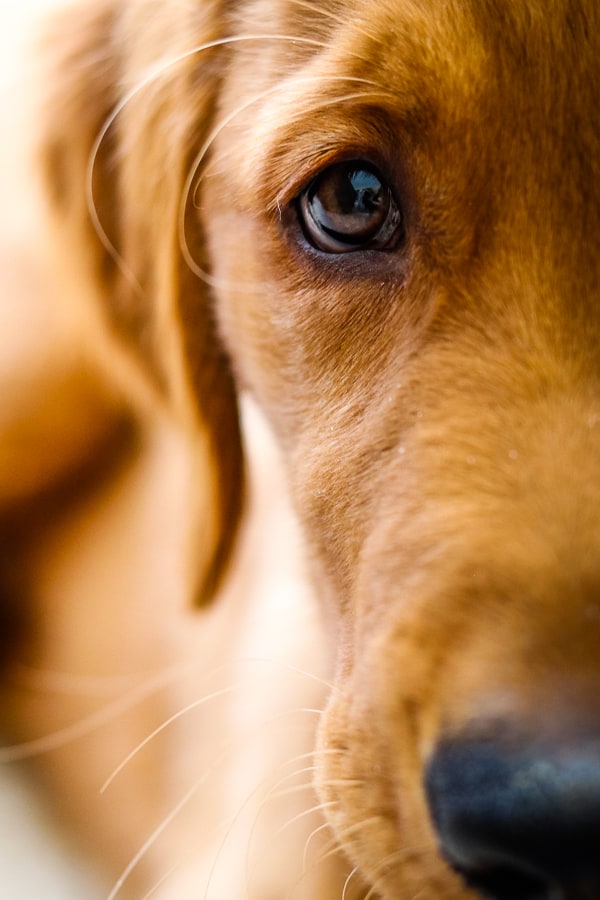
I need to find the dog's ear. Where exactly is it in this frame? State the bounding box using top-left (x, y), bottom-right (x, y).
top-left (38, 0), bottom-right (244, 604)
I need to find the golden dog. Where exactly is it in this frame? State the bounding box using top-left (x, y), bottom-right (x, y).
top-left (1, 0), bottom-right (599, 898)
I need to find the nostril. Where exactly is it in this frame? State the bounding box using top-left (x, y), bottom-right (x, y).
top-left (462, 865), bottom-right (548, 900)
top-left (425, 736), bottom-right (600, 900)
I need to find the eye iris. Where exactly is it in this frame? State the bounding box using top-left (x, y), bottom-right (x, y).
top-left (299, 161), bottom-right (402, 253)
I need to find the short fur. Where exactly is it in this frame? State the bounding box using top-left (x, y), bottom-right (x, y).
top-left (1, 0), bottom-right (599, 897)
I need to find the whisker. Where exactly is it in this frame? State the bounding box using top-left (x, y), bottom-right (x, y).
top-left (360, 845), bottom-right (433, 900)
top-left (86, 33), bottom-right (328, 282)
top-left (105, 682), bottom-right (324, 803)
top-left (411, 888), bottom-right (427, 900)
top-left (271, 798), bottom-right (338, 842)
top-left (138, 863), bottom-right (181, 900)
top-left (0, 659), bottom-right (204, 763)
top-left (7, 663), bottom-right (145, 698)
top-left (100, 682), bottom-right (249, 793)
top-left (299, 838), bottom-right (431, 900)
top-left (201, 731), bottom-right (346, 897)
top-left (117, 714), bottom-right (322, 896)
top-left (284, 812), bottom-right (350, 899)
top-left (301, 816), bottom-right (381, 876)
top-left (244, 766), bottom-right (319, 897)
top-left (3, 654), bottom-right (330, 889)
top-left (249, 796), bottom-right (342, 899)
top-left (316, 779), bottom-right (364, 789)
top-left (1, 654), bottom-right (322, 763)
top-left (243, 761), bottom-right (324, 859)
top-left (106, 739), bottom-right (242, 900)
top-left (104, 655), bottom-right (329, 787)
top-left (180, 77), bottom-right (394, 284)
top-left (299, 754), bottom-right (369, 865)
top-left (302, 818), bottom-right (332, 871)
top-left (237, 656), bottom-right (334, 692)
top-left (268, 769), bottom-right (318, 801)
top-left (203, 750), bottom-right (325, 900)
top-left (343, 865), bottom-right (361, 900)
top-left (240, 744), bottom-right (354, 871)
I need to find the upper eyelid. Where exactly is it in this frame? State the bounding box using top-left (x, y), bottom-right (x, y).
top-left (272, 152), bottom-right (363, 214)
top-left (273, 149), bottom-right (399, 216)
top-left (254, 109), bottom-right (402, 214)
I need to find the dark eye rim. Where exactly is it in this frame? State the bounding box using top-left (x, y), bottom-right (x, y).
top-left (294, 158), bottom-right (404, 255)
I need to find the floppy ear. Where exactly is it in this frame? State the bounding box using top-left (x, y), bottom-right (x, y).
top-left (38, 0), bottom-right (244, 604)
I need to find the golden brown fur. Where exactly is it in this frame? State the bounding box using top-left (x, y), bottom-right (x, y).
top-left (1, 0), bottom-right (599, 897)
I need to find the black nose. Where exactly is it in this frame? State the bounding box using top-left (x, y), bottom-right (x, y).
top-left (425, 735), bottom-right (600, 900)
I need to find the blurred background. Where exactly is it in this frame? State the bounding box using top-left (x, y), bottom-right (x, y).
top-left (0, 2), bottom-right (114, 895)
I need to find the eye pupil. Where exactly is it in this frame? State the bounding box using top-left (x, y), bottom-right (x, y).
top-left (331, 168), bottom-right (381, 215)
top-left (298, 160), bottom-right (403, 254)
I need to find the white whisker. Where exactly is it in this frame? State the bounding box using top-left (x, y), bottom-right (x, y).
top-left (236, 656), bottom-right (334, 691)
top-left (0, 660), bottom-right (202, 763)
top-left (86, 33), bottom-right (327, 282)
top-left (179, 77), bottom-right (393, 283)
top-left (302, 818), bottom-right (332, 870)
top-left (362, 883), bottom-right (379, 900)
top-left (411, 888), bottom-right (427, 900)
top-left (269, 769), bottom-right (318, 801)
top-left (100, 682), bottom-right (247, 793)
top-left (7, 663), bottom-right (145, 698)
top-left (203, 749), bottom-right (321, 900)
top-left (271, 798), bottom-right (338, 841)
top-left (138, 863), bottom-right (182, 900)
top-left (106, 740), bottom-right (240, 900)
top-left (102, 655), bottom-right (329, 789)
top-left (303, 816), bottom-right (381, 874)
top-left (359, 845), bottom-right (433, 900)
top-left (343, 865), bottom-right (361, 900)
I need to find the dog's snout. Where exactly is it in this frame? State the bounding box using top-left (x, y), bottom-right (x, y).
top-left (425, 735), bottom-right (600, 900)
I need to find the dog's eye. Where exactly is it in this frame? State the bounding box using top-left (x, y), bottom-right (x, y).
top-left (296, 161), bottom-right (403, 253)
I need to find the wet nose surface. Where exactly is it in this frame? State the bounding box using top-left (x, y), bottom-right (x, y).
top-left (425, 736), bottom-right (600, 900)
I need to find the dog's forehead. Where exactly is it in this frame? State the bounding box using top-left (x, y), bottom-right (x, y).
top-left (225, 0), bottom-right (598, 194)
top-left (221, 0), bottom-right (598, 278)
top-left (233, 0), bottom-right (597, 90)
top-left (203, 0), bottom-right (600, 445)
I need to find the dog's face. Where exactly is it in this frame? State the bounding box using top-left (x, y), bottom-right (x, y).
top-left (202, 4), bottom-right (600, 894)
top-left (42, 0), bottom-right (600, 897)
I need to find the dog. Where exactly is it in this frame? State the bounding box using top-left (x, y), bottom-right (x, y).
top-left (0, 0), bottom-right (598, 897)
